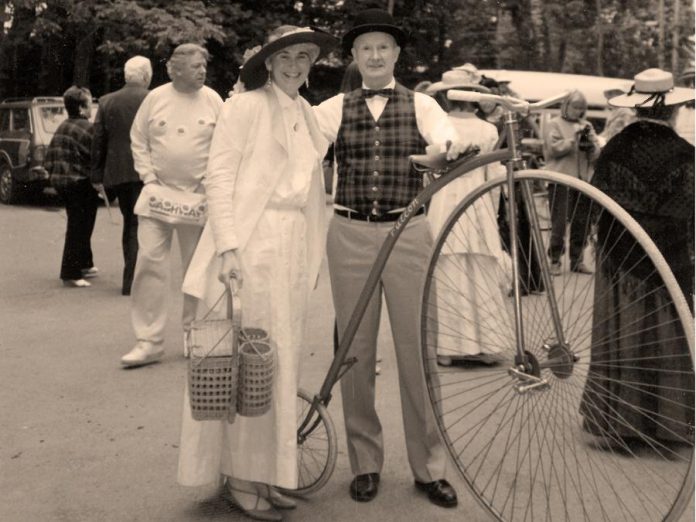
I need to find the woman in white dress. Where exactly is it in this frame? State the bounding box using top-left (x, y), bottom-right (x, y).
top-left (179, 26), bottom-right (336, 521)
top-left (426, 69), bottom-right (509, 366)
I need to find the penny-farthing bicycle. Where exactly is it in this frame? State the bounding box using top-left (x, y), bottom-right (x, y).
top-left (285, 90), bottom-right (694, 522)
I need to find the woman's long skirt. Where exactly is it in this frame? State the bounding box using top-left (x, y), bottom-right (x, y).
top-left (177, 207), bottom-right (308, 489)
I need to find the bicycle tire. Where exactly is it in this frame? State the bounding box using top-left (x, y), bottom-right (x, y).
top-left (278, 388), bottom-right (337, 497)
top-left (421, 169), bottom-right (694, 521)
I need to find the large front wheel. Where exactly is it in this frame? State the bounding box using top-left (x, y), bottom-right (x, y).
top-left (421, 170), bottom-right (694, 521)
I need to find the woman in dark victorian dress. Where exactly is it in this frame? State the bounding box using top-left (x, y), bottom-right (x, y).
top-left (580, 68), bottom-right (694, 446)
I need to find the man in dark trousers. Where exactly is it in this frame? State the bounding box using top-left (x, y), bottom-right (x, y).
top-left (91, 56), bottom-right (152, 295)
top-left (314, 8), bottom-right (470, 509)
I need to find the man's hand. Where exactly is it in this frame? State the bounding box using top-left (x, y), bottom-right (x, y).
top-left (92, 182), bottom-right (105, 195)
top-left (446, 141), bottom-right (477, 161)
top-left (219, 249), bottom-right (243, 286)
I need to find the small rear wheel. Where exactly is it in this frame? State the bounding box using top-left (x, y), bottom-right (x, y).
top-left (421, 170), bottom-right (694, 521)
top-left (278, 388), bottom-right (337, 497)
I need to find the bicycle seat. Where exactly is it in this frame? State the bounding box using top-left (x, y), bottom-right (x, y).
top-left (410, 146), bottom-right (481, 171)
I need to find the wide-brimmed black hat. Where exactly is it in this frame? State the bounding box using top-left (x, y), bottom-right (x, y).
top-left (239, 25), bottom-right (337, 91)
top-left (342, 8), bottom-right (408, 53)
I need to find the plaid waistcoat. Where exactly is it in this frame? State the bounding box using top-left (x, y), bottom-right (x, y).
top-left (335, 83), bottom-right (428, 216)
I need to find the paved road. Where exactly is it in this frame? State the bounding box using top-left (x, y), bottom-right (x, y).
top-left (1, 200), bottom-right (692, 522)
top-left (0, 201), bottom-right (488, 522)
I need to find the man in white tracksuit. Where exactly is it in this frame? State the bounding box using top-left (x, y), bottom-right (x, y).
top-left (120, 43), bottom-right (223, 368)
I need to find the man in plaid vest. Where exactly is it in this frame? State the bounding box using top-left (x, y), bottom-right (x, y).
top-left (314, 8), bottom-right (469, 509)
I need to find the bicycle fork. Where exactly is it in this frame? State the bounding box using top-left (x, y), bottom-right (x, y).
top-left (503, 111), bottom-right (572, 395)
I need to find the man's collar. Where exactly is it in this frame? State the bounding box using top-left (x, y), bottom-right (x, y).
top-left (361, 78), bottom-right (396, 90)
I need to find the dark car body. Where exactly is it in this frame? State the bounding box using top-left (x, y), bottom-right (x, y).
top-left (0, 97), bottom-right (70, 204)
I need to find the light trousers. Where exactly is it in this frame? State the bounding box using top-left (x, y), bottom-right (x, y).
top-left (327, 214), bottom-right (446, 482)
top-left (130, 216), bottom-right (202, 344)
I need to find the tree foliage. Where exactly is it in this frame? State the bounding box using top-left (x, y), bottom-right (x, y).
top-left (0, 0), bottom-right (691, 101)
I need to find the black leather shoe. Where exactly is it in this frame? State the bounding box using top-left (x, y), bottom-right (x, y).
top-left (350, 473), bottom-right (380, 502)
top-left (415, 479), bottom-right (458, 508)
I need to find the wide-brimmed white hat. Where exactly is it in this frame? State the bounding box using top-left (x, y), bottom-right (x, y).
top-left (239, 25), bottom-right (337, 91)
top-left (609, 68), bottom-right (695, 108)
top-left (426, 68), bottom-right (490, 95)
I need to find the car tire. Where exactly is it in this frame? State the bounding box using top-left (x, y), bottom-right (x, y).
top-left (0, 162), bottom-right (19, 204)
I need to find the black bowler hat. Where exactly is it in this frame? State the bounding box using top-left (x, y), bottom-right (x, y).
top-left (342, 8), bottom-right (408, 53)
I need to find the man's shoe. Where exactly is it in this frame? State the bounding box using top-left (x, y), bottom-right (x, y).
top-left (120, 341), bottom-right (164, 368)
top-left (414, 479), bottom-right (458, 508)
top-left (571, 261), bottom-right (594, 275)
top-left (349, 473), bottom-right (380, 502)
top-left (550, 261), bottom-right (562, 276)
top-left (437, 355), bottom-right (452, 366)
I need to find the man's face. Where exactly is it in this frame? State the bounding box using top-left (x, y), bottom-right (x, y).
top-left (351, 32), bottom-right (400, 89)
top-left (173, 53), bottom-right (207, 92)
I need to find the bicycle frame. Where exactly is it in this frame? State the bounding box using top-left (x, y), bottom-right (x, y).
top-left (299, 96), bottom-right (572, 436)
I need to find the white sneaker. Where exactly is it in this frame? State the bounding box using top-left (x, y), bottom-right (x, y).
top-left (63, 278), bottom-right (91, 288)
top-left (81, 267), bottom-right (99, 279)
top-left (121, 341), bottom-right (164, 368)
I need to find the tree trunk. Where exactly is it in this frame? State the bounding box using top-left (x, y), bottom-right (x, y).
top-left (73, 31), bottom-right (95, 88)
top-left (658, 0), bottom-right (665, 69)
top-left (671, 0), bottom-right (680, 73)
top-left (596, 0), bottom-right (604, 75)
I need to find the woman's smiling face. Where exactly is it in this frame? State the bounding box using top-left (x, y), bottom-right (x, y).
top-left (266, 43), bottom-right (317, 98)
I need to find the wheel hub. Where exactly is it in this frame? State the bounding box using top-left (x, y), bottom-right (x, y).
top-left (545, 343), bottom-right (575, 379)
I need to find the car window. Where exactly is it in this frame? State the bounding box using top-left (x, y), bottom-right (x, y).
top-left (38, 105), bottom-right (67, 134)
top-left (11, 108), bottom-right (29, 132)
top-left (0, 109), bottom-right (9, 132)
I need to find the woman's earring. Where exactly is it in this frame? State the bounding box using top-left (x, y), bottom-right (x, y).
top-left (305, 76), bottom-right (309, 88)
top-left (267, 70), bottom-right (272, 85)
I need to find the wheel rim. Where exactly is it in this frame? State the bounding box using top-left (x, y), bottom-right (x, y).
top-left (0, 166), bottom-right (12, 202)
top-left (421, 171), bottom-right (694, 521)
top-left (280, 389), bottom-right (337, 496)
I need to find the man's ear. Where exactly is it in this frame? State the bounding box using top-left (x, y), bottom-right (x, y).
top-left (394, 45), bottom-right (401, 60)
top-left (351, 47), bottom-right (357, 61)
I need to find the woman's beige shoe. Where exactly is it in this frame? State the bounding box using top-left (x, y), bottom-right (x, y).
top-left (225, 479), bottom-right (283, 521)
top-left (257, 484), bottom-right (296, 510)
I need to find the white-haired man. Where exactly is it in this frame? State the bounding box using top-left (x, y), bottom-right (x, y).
top-left (91, 55), bottom-right (152, 296)
top-left (121, 43), bottom-right (223, 367)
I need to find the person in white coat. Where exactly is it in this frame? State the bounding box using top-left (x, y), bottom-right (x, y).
top-left (425, 69), bottom-right (507, 366)
top-left (179, 26), bottom-right (337, 521)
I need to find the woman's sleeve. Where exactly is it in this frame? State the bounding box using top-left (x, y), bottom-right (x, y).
top-left (543, 119), bottom-right (575, 159)
top-left (204, 95), bottom-right (255, 254)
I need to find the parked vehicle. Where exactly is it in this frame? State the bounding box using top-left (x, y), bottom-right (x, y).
top-left (480, 70), bottom-right (632, 165)
top-left (0, 97), bottom-right (70, 204)
top-left (480, 69), bottom-right (632, 134)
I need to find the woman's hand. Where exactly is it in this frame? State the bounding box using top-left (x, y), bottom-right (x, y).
top-left (219, 249), bottom-right (243, 286)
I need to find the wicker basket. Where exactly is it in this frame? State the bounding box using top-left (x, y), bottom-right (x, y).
top-left (237, 327), bottom-right (275, 417)
top-left (188, 282), bottom-right (241, 423)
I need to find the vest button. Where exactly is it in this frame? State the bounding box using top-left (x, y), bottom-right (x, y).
top-left (374, 155), bottom-right (380, 161)
top-left (374, 140), bottom-right (380, 146)
top-left (372, 171), bottom-right (379, 176)
top-left (374, 126), bottom-right (380, 131)
top-left (371, 186), bottom-right (378, 192)
top-left (371, 207), bottom-right (379, 215)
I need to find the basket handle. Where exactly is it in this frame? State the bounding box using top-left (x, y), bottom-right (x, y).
top-left (226, 276), bottom-right (242, 332)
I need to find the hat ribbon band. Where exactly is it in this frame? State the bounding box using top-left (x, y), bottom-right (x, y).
top-left (627, 84), bottom-right (667, 108)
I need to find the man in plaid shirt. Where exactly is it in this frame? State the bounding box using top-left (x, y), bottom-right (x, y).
top-left (314, 8), bottom-right (469, 509)
top-left (45, 86), bottom-right (99, 287)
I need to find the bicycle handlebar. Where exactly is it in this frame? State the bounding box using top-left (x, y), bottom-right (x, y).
top-left (447, 90), bottom-right (570, 116)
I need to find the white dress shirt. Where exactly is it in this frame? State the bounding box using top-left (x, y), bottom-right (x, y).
top-left (313, 78), bottom-right (460, 148)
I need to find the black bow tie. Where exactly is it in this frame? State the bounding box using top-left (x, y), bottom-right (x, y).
top-left (362, 88), bottom-right (394, 98)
